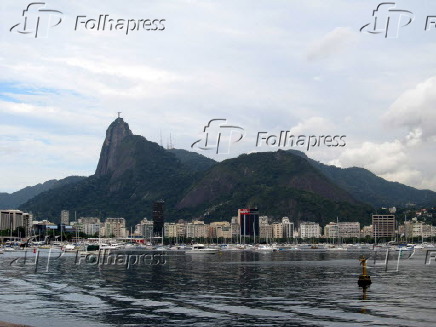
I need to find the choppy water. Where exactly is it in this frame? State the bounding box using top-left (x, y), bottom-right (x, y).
top-left (0, 249), bottom-right (435, 326)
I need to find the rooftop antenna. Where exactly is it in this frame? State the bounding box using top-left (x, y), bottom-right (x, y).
top-left (168, 133), bottom-right (174, 149)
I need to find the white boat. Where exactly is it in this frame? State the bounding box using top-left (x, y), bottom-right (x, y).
top-left (3, 247), bottom-right (18, 252)
top-left (185, 244), bottom-right (219, 254)
top-left (100, 243), bottom-right (124, 250)
top-left (64, 244), bottom-right (77, 252)
top-left (255, 244), bottom-right (277, 251)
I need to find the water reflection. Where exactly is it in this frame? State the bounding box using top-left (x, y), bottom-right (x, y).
top-left (0, 250), bottom-right (435, 326)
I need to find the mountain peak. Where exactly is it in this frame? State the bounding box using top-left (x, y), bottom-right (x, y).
top-left (95, 118), bottom-right (134, 177)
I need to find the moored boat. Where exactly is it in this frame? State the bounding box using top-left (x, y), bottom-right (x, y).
top-left (185, 244), bottom-right (219, 254)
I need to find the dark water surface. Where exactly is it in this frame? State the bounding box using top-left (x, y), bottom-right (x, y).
top-left (0, 250), bottom-right (435, 326)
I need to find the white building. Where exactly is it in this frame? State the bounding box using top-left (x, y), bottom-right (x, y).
top-left (324, 222), bottom-right (360, 239)
top-left (272, 223), bottom-right (283, 239)
top-left (77, 217), bottom-right (101, 236)
top-left (139, 218), bottom-right (154, 239)
top-left (282, 217), bottom-right (294, 239)
top-left (186, 220), bottom-right (209, 239)
top-left (164, 222), bottom-right (178, 238)
top-left (299, 222), bottom-right (321, 239)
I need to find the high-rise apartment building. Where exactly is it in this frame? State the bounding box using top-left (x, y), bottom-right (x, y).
top-left (103, 218), bottom-right (127, 238)
top-left (238, 208), bottom-right (259, 237)
top-left (61, 210), bottom-right (70, 225)
top-left (372, 215), bottom-right (396, 240)
top-left (299, 222), bottom-right (321, 239)
top-left (153, 200), bottom-right (165, 237)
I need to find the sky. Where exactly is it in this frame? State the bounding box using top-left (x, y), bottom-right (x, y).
top-left (0, 0), bottom-right (436, 193)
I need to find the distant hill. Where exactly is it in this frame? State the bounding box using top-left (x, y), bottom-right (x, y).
top-left (287, 150), bottom-right (436, 208)
top-left (176, 150), bottom-right (373, 226)
top-left (0, 176), bottom-right (86, 209)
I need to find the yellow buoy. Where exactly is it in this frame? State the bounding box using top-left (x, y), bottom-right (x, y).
top-left (358, 256), bottom-right (372, 288)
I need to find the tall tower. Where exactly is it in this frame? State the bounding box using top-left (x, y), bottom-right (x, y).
top-left (238, 208), bottom-right (260, 237)
top-left (152, 200), bottom-right (165, 237)
top-left (61, 210), bottom-right (70, 225)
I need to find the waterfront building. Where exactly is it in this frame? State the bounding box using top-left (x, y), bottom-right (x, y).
top-left (260, 224), bottom-right (273, 240)
top-left (32, 220), bottom-right (57, 236)
top-left (61, 210), bottom-right (70, 225)
top-left (152, 200), bottom-right (165, 237)
top-left (24, 212), bottom-right (33, 237)
top-left (324, 222), bottom-right (338, 239)
top-left (77, 217), bottom-right (101, 236)
top-left (259, 216), bottom-right (272, 240)
top-left (102, 218), bottom-right (127, 238)
top-left (0, 210), bottom-right (33, 236)
top-left (134, 223), bottom-right (141, 236)
top-left (164, 222), bottom-right (178, 238)
top-left (176, 222), bottom-right (186, 239)
top-left (282, 217), bottom-right (294, 240)
top-left (230, 216), bottom-right (240, 241)
top-left (405, 218), bottom-right (433, 239)
top-left (259, 216), bottom-right (269, 225)
top-left (324, 222), bottom-right (360, 239)
top-left (299, 222), bottom-right (321, 239)
top-left (339, 222), bottom-right (360, 238)
top-left (238, 208), bottom-right (259, 238)
top-left (209, 221), bottom-right (232, 240)
top-left (139, 218), bottom-right (154, 239)
top-left (362, 225), bottom-right (373, 238)
top-left (272, 223), bottom-right (283, 239)
top-left (186, 220), bottom-right (208, 239)
top-left (372, 214), bottom-right (396, 240)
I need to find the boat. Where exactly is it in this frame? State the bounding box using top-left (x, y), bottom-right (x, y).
top-left (99, 243), bottom-right (124, 250)
top-left (64, 244), bottom-right (77, 252)
top-left (255, 244), bottom-right (277, 252)
top-left (3, 247), bottom-right (19, 252)
top-left (185, 244), bottom-right (219, 254)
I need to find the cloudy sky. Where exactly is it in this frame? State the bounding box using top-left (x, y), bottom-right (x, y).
top-left (1, 0), bottom-right (435, 193)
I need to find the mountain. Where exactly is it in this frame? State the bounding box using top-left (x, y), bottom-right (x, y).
top-left (176, 150), bottom-right (373, 226)
top-left (0, 176), bottom-right (86, 209)
top-left (19, 118), bottom-right (434, 227)
top-left (287, 150), bottom-right (436, 208)
top-left (167, 148), bottom-right (216, 172)
top-left (21, 118), bottom-right (210, 223)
